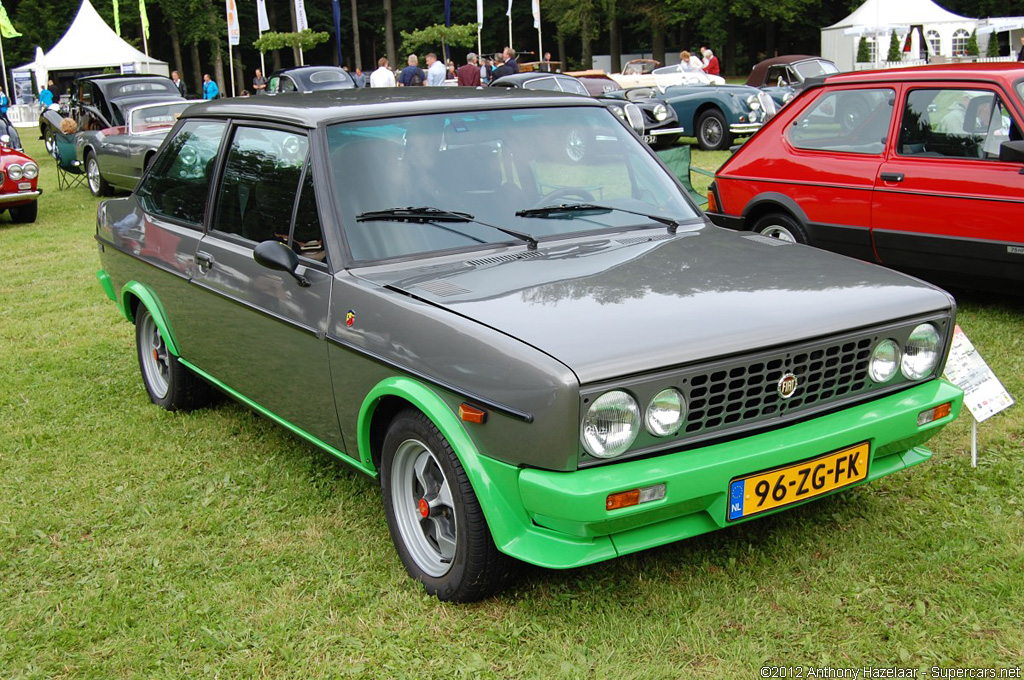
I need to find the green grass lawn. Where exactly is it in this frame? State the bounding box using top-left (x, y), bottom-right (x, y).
top-left (1, 134), bottom-right (1022, 678)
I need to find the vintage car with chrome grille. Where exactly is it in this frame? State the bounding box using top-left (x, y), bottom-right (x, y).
top-left (95, 88), bottom-right (963, 601)
top-left (0, 133), bottom-right (40, 223)
top-left (490, 72), bottom-right (684, 148)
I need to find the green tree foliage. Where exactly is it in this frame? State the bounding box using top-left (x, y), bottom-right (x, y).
top-left (966, 29), bottom-right (979, 56)
top-left (856, 37), bottom-right (870, 63)
top-left (254, 29), bottom-right (330, 53)
top-left (986, 31), bottom-right (1000, 57)
top-left (399, 23), bottom-right (477, 55)
top-left (886, 30), bottom-right (901, 62)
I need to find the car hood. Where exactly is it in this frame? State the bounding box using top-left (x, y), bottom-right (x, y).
top-left (357, 226), bottom-right (952, 384)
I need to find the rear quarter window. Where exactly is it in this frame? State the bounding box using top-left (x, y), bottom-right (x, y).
top-left (787, 88), bottom-right (895, 154)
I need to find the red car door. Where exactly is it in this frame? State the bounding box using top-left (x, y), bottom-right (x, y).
top-left (871, 83), bottom-right (1024, 285)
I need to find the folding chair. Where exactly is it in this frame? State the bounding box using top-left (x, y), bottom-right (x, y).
top-left (656, 145), bottom-right (716, 208)
top-left (51, 133), bottom-right (87, 190)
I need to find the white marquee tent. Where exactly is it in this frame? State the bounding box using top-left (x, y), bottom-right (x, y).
top-left (821, 0), bottom-right (976, 71)
top-left (13, 0), bottom-right (168, 97)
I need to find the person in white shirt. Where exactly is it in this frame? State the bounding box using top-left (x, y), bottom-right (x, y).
top-left (425, 53), bottom-right (447, 86)
top-left (679, 50), bottom-right (704, 72)
top-left (369, 57), bottom-right (397, 88)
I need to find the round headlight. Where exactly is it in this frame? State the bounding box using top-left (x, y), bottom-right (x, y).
top-left (902, 323), bottom-right (941, 380)
top-left (869, 339), bottom-right (901, 383)
top-left (746, 94), bottom-right (761, 110)
top-left (582, 390), bottom-right (640, 459)
top-left (653, 104), bottom-right (669, 121)
top-left (645, 388), bottom-right (686, 437)
top-left (7, 163), bottom-right (23, 180)
top-left (22, 162), bottom-right (38, 180)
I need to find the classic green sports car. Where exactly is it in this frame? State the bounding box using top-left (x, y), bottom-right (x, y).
top-left (95, 88), bottom-right (963, 601)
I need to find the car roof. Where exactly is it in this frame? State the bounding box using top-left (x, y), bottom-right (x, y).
top-left (271, 66), bottom-right (347, 77)
top-left (76, 74), bottom-right (173, 85)
top-left (491, 72), bottom-right (574, 86)
top-left (746, 55), bottom-right (821, 86)
top-left (180, 87), bottom-right (603, 127)
top-left (824, 62), bottom-right (1024, 86)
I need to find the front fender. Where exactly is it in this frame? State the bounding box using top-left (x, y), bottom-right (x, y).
top-left (119, 281), bottom-right (180, 357)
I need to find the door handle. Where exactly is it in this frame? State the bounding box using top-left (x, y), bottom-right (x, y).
top-left (880, 172), bottom-right (904, 183)
top-left (195, 251), bottom-right (214, 269)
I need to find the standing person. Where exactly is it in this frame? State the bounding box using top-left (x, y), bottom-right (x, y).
top-left (491, 54), bottom-right (514, 80)
top-left (424, 53), bottom-right (446, 86)
top-left (0, 86), bottom-right (9, 121)
top-left (503, 47), bottom-right (519, 73)
top-left (1018, 35), bottom-right (1024, 61)
top-left (701, 47), bottom-right (720, 76)
top-left (202, 73), bottom-right (220, 100)
top-left (679, 51), bottom-right (703, 73)
top-left (398, 54), bottom-right (425, 86)
top-left (171, 70), bottom-right (187, 97)
top-left (370, 57), bottom-right (396, 87)
top-left (38, 84), bottom-right (54, 108)
top-left (252, 68), bottom-right (268, 95)
top-left (457, 53), bottom-right (482, 86)
top-left (353, 67), bottom-right (366, 88)
top-left (480, 57), bottom-right (493, 84)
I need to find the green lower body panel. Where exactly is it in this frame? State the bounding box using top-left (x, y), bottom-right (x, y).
top-left (486, 379), bottom-right (963, 569)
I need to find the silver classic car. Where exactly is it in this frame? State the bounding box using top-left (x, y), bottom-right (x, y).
top-left (77, 101), bottom-right (193, 196)
top-left (95, 89), bottom-right (963, 601)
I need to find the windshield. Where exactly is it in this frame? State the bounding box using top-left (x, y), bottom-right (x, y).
top-left (793, 60), bottom-right (840, 80)
top-left (327, 106), bottom-right (698, 262)
top-left (130, 102), bottom-right (191, 133)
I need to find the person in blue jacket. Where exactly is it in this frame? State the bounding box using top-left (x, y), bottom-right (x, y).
top-left (202, 73), bottom-right (220, 100)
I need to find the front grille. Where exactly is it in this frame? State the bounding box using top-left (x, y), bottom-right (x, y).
top-left (624, 103), bottom-right (645, 133)
top-left (685, 338), bottom-right (872, 434)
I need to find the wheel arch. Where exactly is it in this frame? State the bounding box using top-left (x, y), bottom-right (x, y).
top-left (120, 281), bottom-right (181, 357)
top-left (358, 376), bottom-right (530, 550)
top-left (741, 193), bottom-right (809, 231)
top-left (692, 101), bottom-right (724, 130)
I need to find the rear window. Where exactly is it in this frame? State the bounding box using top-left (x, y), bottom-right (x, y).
top-left (788, 88), bottom-right (894, 154)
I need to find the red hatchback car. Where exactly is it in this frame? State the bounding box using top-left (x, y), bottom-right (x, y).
top-left (707, 63), bottom-right (1024, 290)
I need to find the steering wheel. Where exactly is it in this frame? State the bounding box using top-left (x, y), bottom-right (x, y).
top-left (530, 187), bottom-right (596, 209)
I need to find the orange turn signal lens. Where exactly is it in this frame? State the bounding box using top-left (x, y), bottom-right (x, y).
top-left (606, 483), bottom-right (666, 511)
top-left (706, 191), bottom-right (719, 213)
top-left (458, 403), bottom-right (488, 424)
top-left (917, 401), bottom-right (952, 426)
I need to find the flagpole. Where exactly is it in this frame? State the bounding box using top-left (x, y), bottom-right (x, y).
top-left (229, 43), bottom-right (236, 95)
top-left (141, 20), bottom-right (148, 55)
top-left (0, 36), bottom-right (9, 100)
top-left (477, 27), bottom-right (481, 59)
top-left (508, 16), bottom-right (512, 50)
top-left (259, 32), bottom-right (265, 74)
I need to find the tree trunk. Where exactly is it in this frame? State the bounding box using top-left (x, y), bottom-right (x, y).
top-left (383, 0), bottom-right (396, 68)
top-left (234, 46), bottom-right (244, 95)
top-left (350, 0), bottom-right (362, 70)
top-left (268, 0), bottom-right (283, 71)
top-left (213, 41), bottom-right (227, 97)
top-left (190, 42), bottom-right (202, 94)
top-left (765, 19), bottom-right (776, 59)
top-left (289, 0), bottom-right (300, 66)
top-left (608, 0), bottom-right (620, 73)
top-left (581, 14), bottom-right (592, 69)
top-left (167, 17), bottom-right (184, 77)
top-left (651, 11), bottom-right (665, 65)
top-left (724, 22), bottom-right (736, 77)
top-left (557, 32), bottom-right (566, 70)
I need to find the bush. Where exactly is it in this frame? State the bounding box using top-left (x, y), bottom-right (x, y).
top-left (887, 31), bottom-right (902, 62)
top-left (857, 37), bottom-right (871, 63)
top-left (966, 29), bottom-right (979, 57)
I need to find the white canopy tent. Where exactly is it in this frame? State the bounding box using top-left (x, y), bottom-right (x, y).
top-left (13, 0), bottom-right (167, 97)
top-left (822, 0), bottom-right (976, 71)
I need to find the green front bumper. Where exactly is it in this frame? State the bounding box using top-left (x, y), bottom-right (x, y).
top-left (480, 379), bottom-right (962, 569)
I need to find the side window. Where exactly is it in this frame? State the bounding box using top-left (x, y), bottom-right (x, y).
top-left (279, 77), bottom-right (298, 93)
top-left (290, 164), bottom-right (327, 263)
top-left (212, 127), bottom-right (309, 244)
top-left (788, 88), bottom-right (894, 154)
top-left (766, 66), bottom-right (788, 86)
top-left (524, 77), bottom-right (561, 92)
top-left (137, 120), bottom-right (227, 226)
top-left (898, 89), bottom-right (1016, 159)
top-left (79, 83), bottom-right (93, 106)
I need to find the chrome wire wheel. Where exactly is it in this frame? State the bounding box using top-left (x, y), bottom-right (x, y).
top-left (138, 311), bottom-right (170, 400)
top-left (86, 156), bottom-right (102, 195)
top-left (389, 438), bottom-right (458, 577)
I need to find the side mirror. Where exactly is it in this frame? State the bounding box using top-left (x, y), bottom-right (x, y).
top-left (253, 240), bottom-right (310, 287)
top-left (999, 139), bottom-right (1024, 164)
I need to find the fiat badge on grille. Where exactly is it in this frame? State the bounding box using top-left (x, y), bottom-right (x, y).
top-left (777, 372), bottom-right (798, 399)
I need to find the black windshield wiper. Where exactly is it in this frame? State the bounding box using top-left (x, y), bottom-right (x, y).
top-left (356, 206), bottom-right (538, 250)
top-left (515, 203), bottom-right (682, 233)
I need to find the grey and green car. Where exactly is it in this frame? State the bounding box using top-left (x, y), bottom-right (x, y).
top-left (96, 88), bottom-right (963, 601)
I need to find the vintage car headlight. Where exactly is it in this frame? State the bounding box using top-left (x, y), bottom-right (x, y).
top-left (610, 106), bottom-right (627, 122)
top-left (582, 390), bottom-right (640, 458)
top-left (653, 104), bottom-right (669, 122)
top-left (7, 163), bottom-right (23, 180)
top-left (868, 339), bottom-right (901, 383)
top-left (21, 162), bottom-right (38, 180)
top-left (783, 91), bottom-right (796, 104)
top-left (645, 388), bottom-right (686, 436)
top-left (902, 323), bottom-right (941, 380)
top-left (746, 94), bottom-right (761, 111)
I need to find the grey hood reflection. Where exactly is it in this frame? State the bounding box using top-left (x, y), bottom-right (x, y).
top-left (360, 227), bottom-right (953, 383)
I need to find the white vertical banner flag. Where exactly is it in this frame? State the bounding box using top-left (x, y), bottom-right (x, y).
top-left (256, 0), bottom-right (270, 32)
top-left (226, 0), bottom-right (240, 45)
top-left (477, 0), bottom-right (484, 27)
top-left (506, 0), bottom-right (512, 17)
top-left (531, 0), bottom-right (540, 28)
top-left (295, 0), bottom-right (308, 31)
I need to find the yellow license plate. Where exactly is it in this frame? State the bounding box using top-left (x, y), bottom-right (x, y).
top-left (727, 442), bottom-right (870, 521)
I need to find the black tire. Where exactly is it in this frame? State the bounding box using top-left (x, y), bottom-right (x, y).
top-left (751, 212), bottom-right (808, 244)
top-left (86, 151), bottom-right (113, 197)
top-left (695, 109), bottom-right (733, 151)
top-left (381, 408), bottom-right (518, 602)
top-left (9, 202), bottom-right (38, 223)
top-left (135, 306), bottom-right (211, 411)
top-left (43, 127), bottom-right (56, 155)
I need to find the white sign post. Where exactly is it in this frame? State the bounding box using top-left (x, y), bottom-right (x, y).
top-left (941, 325), bottom-right (1015, 467)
